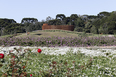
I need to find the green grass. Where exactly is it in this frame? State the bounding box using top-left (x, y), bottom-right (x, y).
top-left (15, 30), bottom-right (81, 38)
top-left (16, 30), bottom-right (115, 38)
top-left (0, 29), bottom-right (115, 39)
top-left (0, 49), bottom-right (116, 76)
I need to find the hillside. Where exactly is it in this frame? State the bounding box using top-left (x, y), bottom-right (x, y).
top-left (0, 29), bottom-right (114, 39)
top-left (15, 29), bottom-right (81, 38)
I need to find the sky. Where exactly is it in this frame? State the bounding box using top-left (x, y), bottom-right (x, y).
top-left (0, 0), bottom-right (116, 23)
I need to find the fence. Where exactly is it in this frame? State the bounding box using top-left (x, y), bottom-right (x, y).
top-left (42, 24), bottom-right (74, 31)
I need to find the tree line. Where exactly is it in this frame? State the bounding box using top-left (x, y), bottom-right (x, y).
top-left (0, 11), bottom-right (116, 36)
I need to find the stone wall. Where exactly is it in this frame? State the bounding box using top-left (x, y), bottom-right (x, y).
top-left (42, 24), bottom-right (74, 31)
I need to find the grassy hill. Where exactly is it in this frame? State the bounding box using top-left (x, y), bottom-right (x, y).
top-left (0, 29), bottom-right (114, 38)
top-left (15, 29), bottom-right (83, 38)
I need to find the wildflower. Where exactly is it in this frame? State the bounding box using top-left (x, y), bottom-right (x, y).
top-left (72, 61), bottom-right (75, 63)
top-left (64, 62), bottom-right (67, 66)
top-left (23, 66), bottom-right (26, 69)
top-left (13, 56), bottom-right (15, 58)
top-left (52, 61), bottom-right (57, 64)
top-left (37, 49), bottom-right (42, 53)
top-left (0, 53), bottom-right (4, 58)
top-left (30, 74), bottom-right (32, 77)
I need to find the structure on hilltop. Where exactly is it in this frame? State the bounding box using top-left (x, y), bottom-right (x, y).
top-left (42, 23), bottom-right (74, 31)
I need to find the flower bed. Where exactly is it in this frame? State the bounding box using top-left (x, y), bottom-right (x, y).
top-left (0, 46), bottom-right (116, 76)
top-left (0, 36), bottom-right (116, 47)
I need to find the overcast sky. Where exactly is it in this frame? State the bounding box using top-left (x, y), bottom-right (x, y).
top-left (0, 0), bottom-right (116, 23)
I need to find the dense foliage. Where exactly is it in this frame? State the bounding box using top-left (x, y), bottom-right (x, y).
top-left (1, 11), bottom-right (116, 36)
top-left (0, 18), bottom-right (43, 36)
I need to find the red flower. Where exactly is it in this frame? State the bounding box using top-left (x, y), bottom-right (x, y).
top-left (23, 66), bottom-right (26, 69)
top-left (37, 49), bottom-right (42, 53)
top-left (72, 61), bottom-right (75, 63)
top-left (13, 56), bottom-right (15, 58)
top-left (0, 53), bottom-right (4, 58)
top-left (52, 61), bottom-right (57, 64)
top-left (30, 74), bottom-right (32, 76)
top-left (64, 62), bottom-right (67, 65)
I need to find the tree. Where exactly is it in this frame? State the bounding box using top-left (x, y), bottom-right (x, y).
top-left (84, 22), bottom-right (92, 33)
top-left (0, 18), bottom-right (16, 28)
top-left (48, 19), bottom-right (61, 25)
top-left (0, 19), bottom-right (17, 35)
top-left (0, 18), bottom-right (16, 23)
top-left (81, 15), bottom-right (88, 21)
top-left (74, 26), bottom-right (83, 32)
top-left (4, 23), bottom-right (25, 35)
top-left (65, 17), bottom-right (70, 25)
top-left (34, 22), bottom-right (42, 30)
top-left (21, 18), bottom-right (38, 24)
top-left (107, 12), bottom-right (116, 21)
top-left (74, 18), bottom-right (84, 27)
top-left (92, 18), bottom-right (101, 29)
top-left (48, 20), bottom-right (55, 25)
top-left (69, 14), bottom-right (78, 25)
top-left (21, 18), bottom-right (38, 33)
top-left (98, 11), bottom-right (110, 18)
top-left (90, 25), bottom-right (98, 34)
top-left (98, 23), bottom-right (108, 34)
top-left (55, 19), bottom-right (62, 25)
top-left (56, 14), bottom-right (66, 21)
top-left (56, 14), bottom-right (66, 25)
top-left (26, 24), bottom-right (33, 32)
top-left (107, 21), bottom-right (116, 34)
top-left (70, 14), bottom-right (78, 21)
top-left (1, 27), bottom-right (5, 36)
top-left (46, 16), bottom-right (54, 23)
top-left (88, 15), bottom-right (98, 19)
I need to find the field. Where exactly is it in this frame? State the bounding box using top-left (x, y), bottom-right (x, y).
top-left (0, 29), bottom-right (116, 77)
